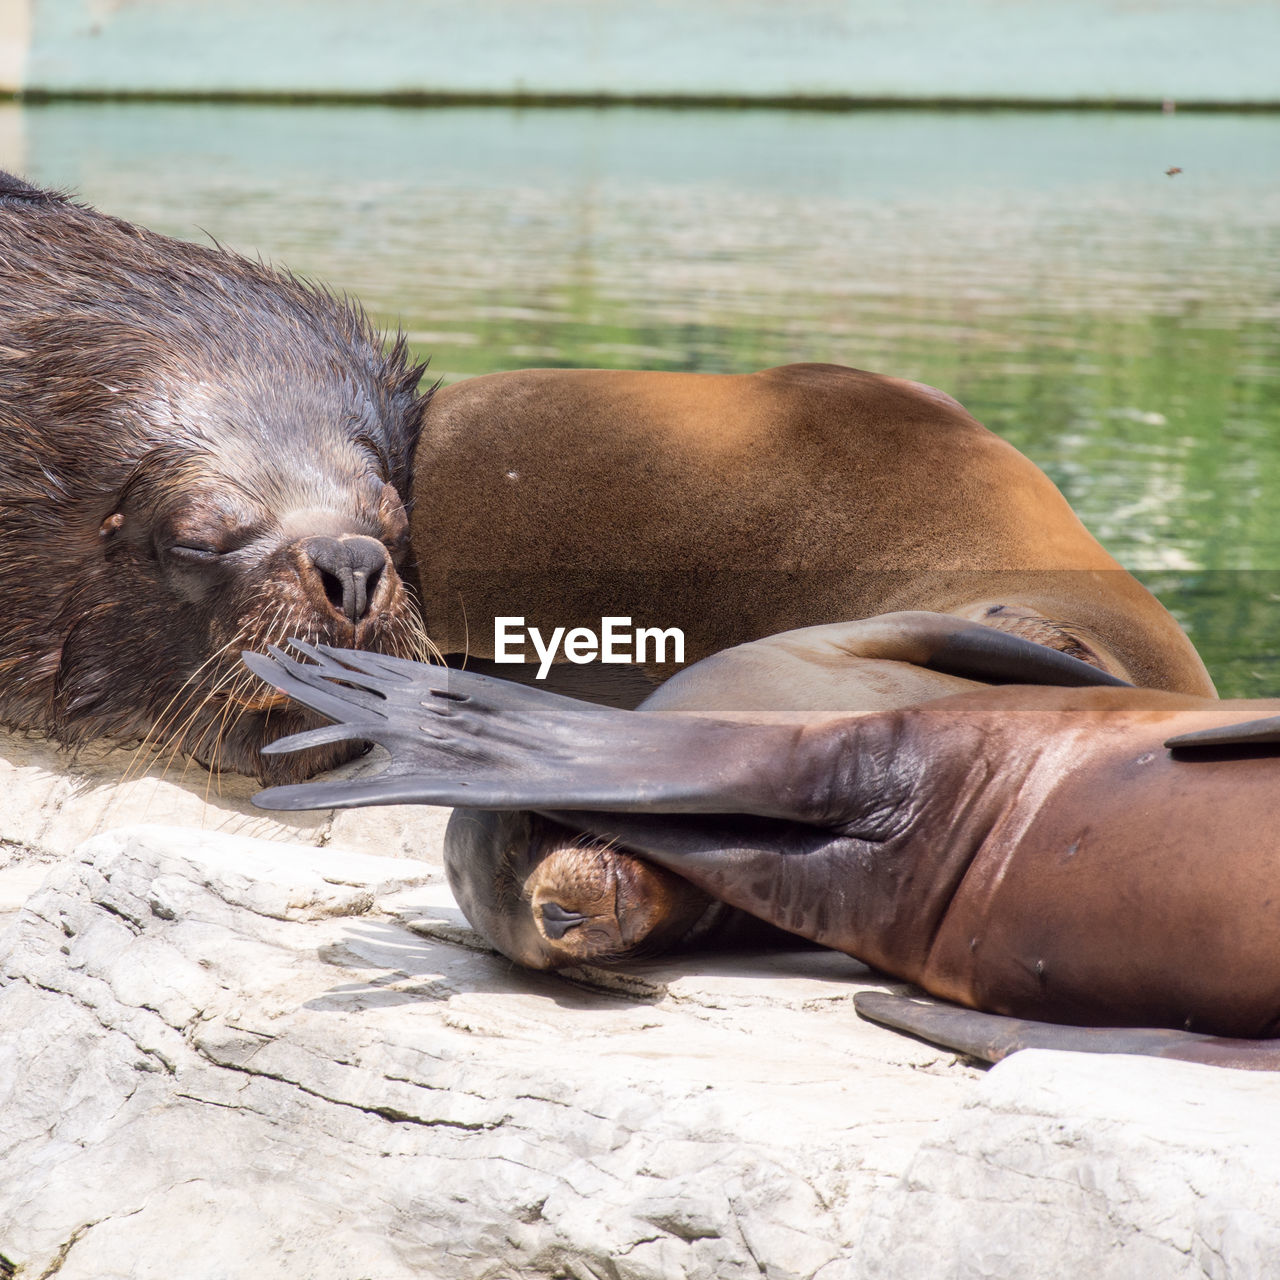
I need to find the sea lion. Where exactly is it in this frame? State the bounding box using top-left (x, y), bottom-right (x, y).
top-left (0, 171), bottom-right (432, 782)
top-left (413, 364), bottom-right (1214, 699)
top-left (247, 631), bottom-right (1280, 1068)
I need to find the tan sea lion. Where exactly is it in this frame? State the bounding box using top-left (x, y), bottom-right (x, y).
top-left (247, 628), bottom-right (1280, 1069)
top-left (0, 171), bottom-right (433, 782)
top-left (413, 364), bottom-right (1214, 699)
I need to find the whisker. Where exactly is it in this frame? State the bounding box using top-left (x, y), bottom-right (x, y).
top-left (121, 640), bottom-right (239, 785)
top-left (113, 578), bottom-right (425, 789)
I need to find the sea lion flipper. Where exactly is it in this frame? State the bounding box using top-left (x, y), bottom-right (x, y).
top-left (1165, 714), bottom-right (1280, 752)
top-left (248, 644), bottom-right (808, 817)
top-left (853, 992), bottom-right (1280, 1070)
top-left (242, 647), bottom-right (402, 726)
top-left (867, 612), bottom-right (1131, 688)
top-left (854, 990), bottom-right (1100, 1063)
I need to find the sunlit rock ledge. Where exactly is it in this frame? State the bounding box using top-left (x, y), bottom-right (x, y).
top-left (0, 727), bottom-right (449, 926)
top-left (0, 742), bottom-right (1277, 1277)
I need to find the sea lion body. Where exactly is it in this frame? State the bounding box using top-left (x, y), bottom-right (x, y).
top-left (0, 172), bottom-right (430, 780)
top-left (578, 686), bottom-right (1280, 1040)
top-left (414, 364), bottom-right (1213, 696)
top-left (890, 690), bottom-right (1280, 1036)
top-left (248, 632), bottom-right (1280, 1061)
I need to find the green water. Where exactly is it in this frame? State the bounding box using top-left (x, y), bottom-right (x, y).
top-left (4, 104), bottom-right (1278, 693)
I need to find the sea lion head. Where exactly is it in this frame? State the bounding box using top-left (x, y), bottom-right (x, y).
top-left (0, 175), bottom-right (433, 781)
top-left (445, 809), bottom-right (715, 968)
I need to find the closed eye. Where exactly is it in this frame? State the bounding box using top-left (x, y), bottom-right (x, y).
top-left (354, 431), bottom-right (391, 481)
top-left (168, 542), bottom-right (223, 563)
top-left (165, 520), bottom-right (266, 563)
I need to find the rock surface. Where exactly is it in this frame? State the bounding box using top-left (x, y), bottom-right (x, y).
top-left (0, 824), bottom-right (971, 1280)
top-left (0, 736), bottom-right (1279, 1278)
top-left (0, 727), bottom-right (448, 923)
top-left (859, 1050), bottom-right (1280, 1278)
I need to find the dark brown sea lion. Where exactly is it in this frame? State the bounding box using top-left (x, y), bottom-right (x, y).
top-left (413, 364), bottom-right (1214, 698)
top-left (247, 631), bottom-right (1280, 1068)
top-left (0, 171), bottom-right (432, 782)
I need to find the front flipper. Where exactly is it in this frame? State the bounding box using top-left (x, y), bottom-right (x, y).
top-left (533, 809), bottom-right (893, 957)
top-left (246, 642), bottom-right (822, 820)
top-left (855, 991), bottom-right (1280, 1071)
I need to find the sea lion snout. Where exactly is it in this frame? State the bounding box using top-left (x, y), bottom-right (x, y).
top-left (537, 900), bottom-right (589, 940)
top-left (526, 846), bottom-right (629, 961)
top-left (299, 534), bottom-right (392, 623)
top-left (526, 842), bottom-right (714, 965)
top-left (445, 809), bottom-right (714, 970)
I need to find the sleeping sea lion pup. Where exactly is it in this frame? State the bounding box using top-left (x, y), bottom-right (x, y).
top-left (246, 628), bottom-right (1280, 1067)
top-left (0, 171), bottom-right (432, 781)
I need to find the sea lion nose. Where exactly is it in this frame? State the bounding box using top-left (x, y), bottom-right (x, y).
top-left (539, 901), bottom-right (588, 940)
top-left (302, 535), bottom-right (389, 622)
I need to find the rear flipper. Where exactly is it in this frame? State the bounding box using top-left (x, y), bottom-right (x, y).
top-left (644, 609), bottom-right (1130, 715)
top-left (855, 991), bottom-right (1280, 1071)
top-left (1167, 714), bottom-right (1280, 752)
top-left (785, 610), bottom-right (1131, 686)
top-left (246, 642), bottom-right (812, 819)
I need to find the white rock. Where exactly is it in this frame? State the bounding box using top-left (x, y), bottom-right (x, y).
top-left (1, 773), bottom-right (1278, 1277)
top-left (0, 824), bottom-right (973, 1279)
top-left (856, 1048), bottom-right (1280, 1279)
top-left (0, 728), bottom-right (449, 927)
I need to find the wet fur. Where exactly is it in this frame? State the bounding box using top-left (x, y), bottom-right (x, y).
top-left (0, 172), bottom-right (433, 781)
